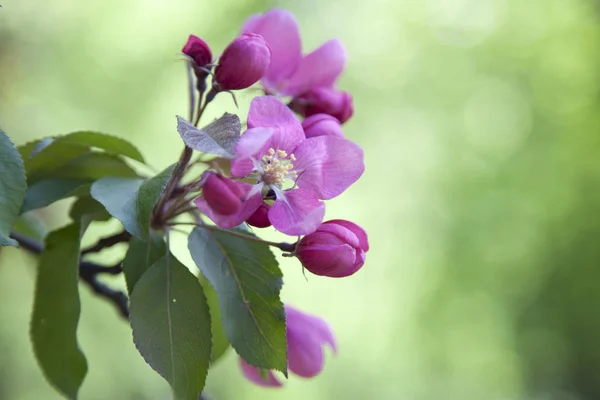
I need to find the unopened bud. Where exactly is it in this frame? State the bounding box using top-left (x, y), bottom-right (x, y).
top-left (214, 33), bottom-right (271, 91)
top-left (202, 172), bottom-right (244, 216)
top-left (290, 87), bottom-right (353, 124)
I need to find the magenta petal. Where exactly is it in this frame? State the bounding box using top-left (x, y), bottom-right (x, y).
top-left (268, 187), bottom-right (325, 236)
top-left (239, 358), bottom-right (282, 388)
top-left (282, 39), bottom-right (347, 96)
top-left (314, 223), bottom-right (360, 249)
top-left (247, 96), bottom-right (305, 153)
top-left (285, 305), bottom-right (337, 377)
top-left (242, 8), bottom-right (302, 91)
top-left (293, 136), bottom-right (364, 200)
top-left (298, 245), bottom-right (358, 278)
top-left (195, 183), bottom-right (262, 228)
top-left (231, 127), bottom-right (273, 178)
top-left (325, 219), bottom-right (369, 251)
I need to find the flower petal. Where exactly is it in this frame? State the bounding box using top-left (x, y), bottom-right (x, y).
top-left (239, 358), bottom-right (283, 387)
top-left (282, 39), bottom-right (347, 96)
top-left (268, 187), bottom-right (325, 236)
top-left (325, 219), bottom-right (369, 251)
top-left (247, 96), bottom-right (305, 153)
top-left (242, 8), bottom-right (302, 91)
top-left (231, 127), bottom-right (273, 178)
top-left (285, 305), bottom-right (337, 377)
top-left (195, 182), bottom-right (263, 228)
top-left (293, 136), bottom-right (364, 200)
top-left (297, 244), bottom-right (358, 278)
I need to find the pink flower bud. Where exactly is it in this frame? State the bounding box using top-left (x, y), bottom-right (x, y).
top-left (296, 219), bottom-right (368, 277)
top-left (301, 113), bottom-right (343, 138)
top-left (182, 35), bottom-right (212, 67)
top-left (214, 33), bottom-right (271, 90)
top-left (290, 87), bottom-right (354, 124)
top-left (202, 172), bottom-right (244, 216)
top-left (246, 202), bottom-right (272, 228)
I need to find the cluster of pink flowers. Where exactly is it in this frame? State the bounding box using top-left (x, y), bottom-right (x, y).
top-left (183, 8), bottom-right (368, 388)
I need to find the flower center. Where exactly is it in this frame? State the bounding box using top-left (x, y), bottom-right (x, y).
top-left (261, 148), bottom-right (297, 186)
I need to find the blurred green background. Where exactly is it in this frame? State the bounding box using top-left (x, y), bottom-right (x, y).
top-left (1, 0), bottom-right (600, 399)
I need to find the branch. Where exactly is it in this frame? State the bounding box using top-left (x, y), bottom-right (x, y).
top-left (9, 231), bottom-right (130, 319)
top-left (81, 230), bottom-right (131, 255)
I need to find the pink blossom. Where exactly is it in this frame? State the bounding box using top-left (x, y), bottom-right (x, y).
top-left (196, 96), bottom-right (364, 236)
top-left (201, 172), bottom-right (244, 216)
top-left (302, 114), bottom-right (344, 139)
top-left (242, 9), bottom-right (347, 98)
top-left (240, 305), bottom-right (337, 387)
top-left (290, 87), bottom-right (354, 124)
top-left (214, 33), bottom-right (272, 90)
top-left (182, 35), bottom-right (212, 67)
top-left (296, 219), bottom-right (369, 277)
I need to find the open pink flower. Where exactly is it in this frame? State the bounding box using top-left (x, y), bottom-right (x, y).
top-left (242, 9), bottom-right (347, 98)
top-left (240, 305), bottom-right (337, 387)
top-left (196, 95), bottom-right (364, 235)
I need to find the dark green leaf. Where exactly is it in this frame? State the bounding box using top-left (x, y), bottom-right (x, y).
top-left (136, 163), bottom-right (176, 236)
top-left (56, 131), bottom-right (145, 163)
top-left (29, 152), bottom-right (138, 184)
top-left (91, 177), bottom-right (144, 238)
top-left (188, 227), bottom-right (287, 373)
top-left (69, 196), bottom-right (111, 223)
top-left (176, 114), bottom-right (240, 158)
top-left (30, 223), bottom-right (87, 399)
top-left (202, 279), bottom-right (230, 363)
top-left (21, 141), bottom-right (89, 177)
top-left (0, 129), bottom-right (27, 246)
top-left (21, 179), bottom-right (91, 213)
top-left (122, 234), bottom-right (166, 294)
top-left (130, 254), bottom-right (212, 400)
top-left (11, 213), bottom-right (48, 243)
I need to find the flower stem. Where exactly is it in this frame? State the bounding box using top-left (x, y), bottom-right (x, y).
top-left (170, 221), bottom-right (296, 252)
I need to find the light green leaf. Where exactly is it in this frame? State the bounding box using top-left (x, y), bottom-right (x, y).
top-left (122, 234), bottom-right (166, 294)
top-left (130, 254), bottom-right (212, 400)
top-left (188, 227), bottom-right (287, 373)
top-left (30, 223), bottom-right (87, 399)
top-left (91, 177), bottom-right (144, 238)
top-left (0, 129), bottom-right (27, 246)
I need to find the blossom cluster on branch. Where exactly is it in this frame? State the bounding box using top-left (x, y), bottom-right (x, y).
top-left (0, 7), bottom-right (369, 400)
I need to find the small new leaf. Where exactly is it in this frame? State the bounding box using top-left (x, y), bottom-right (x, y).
top-left (188, 227), bottom-right (287, 373)
top-left (30, 223), bottom-right (87, 399)
top-left (130, 254), bottom-right (212, 400)
top-left (0, 129), bottom-right (27, 246)
top-left (176, 114), bottom-right (241, 158)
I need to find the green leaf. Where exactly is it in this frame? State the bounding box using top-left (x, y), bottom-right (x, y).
top-left (91, 177), bottom-right (144, 238)
top-left (55, 131), bottom-right (145, 163)
top-left (130, 254), bottom-right (212, 400)
top-left (69, 196), bottom-right (111, 223)
top-left (0, 129), bottom-right (27, 246)
top-left (91, 164), bottom-right (175, 239)
top-left (20, 140), bottom-right (89, 176)
top-left (136, 163), bottom-right (176, 236)
top-left (202, 279), bottom-right (230, 363)
top-left (30, 223), bottom-right (87, 399)
top-left (19, 132), bottom-right (144, 171)
top-left (11, 213), bottom-right (48, 243)
top-left (188, 227), bottom-right (287, 373)
top-left (21, 179), bottom-right (91, 213)
top-left (122, 235), bottom-right (166, 294)
top-left (176, 114), bottom-right (240, 158)
top-left (29, 152), bottom-right (138, 184)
